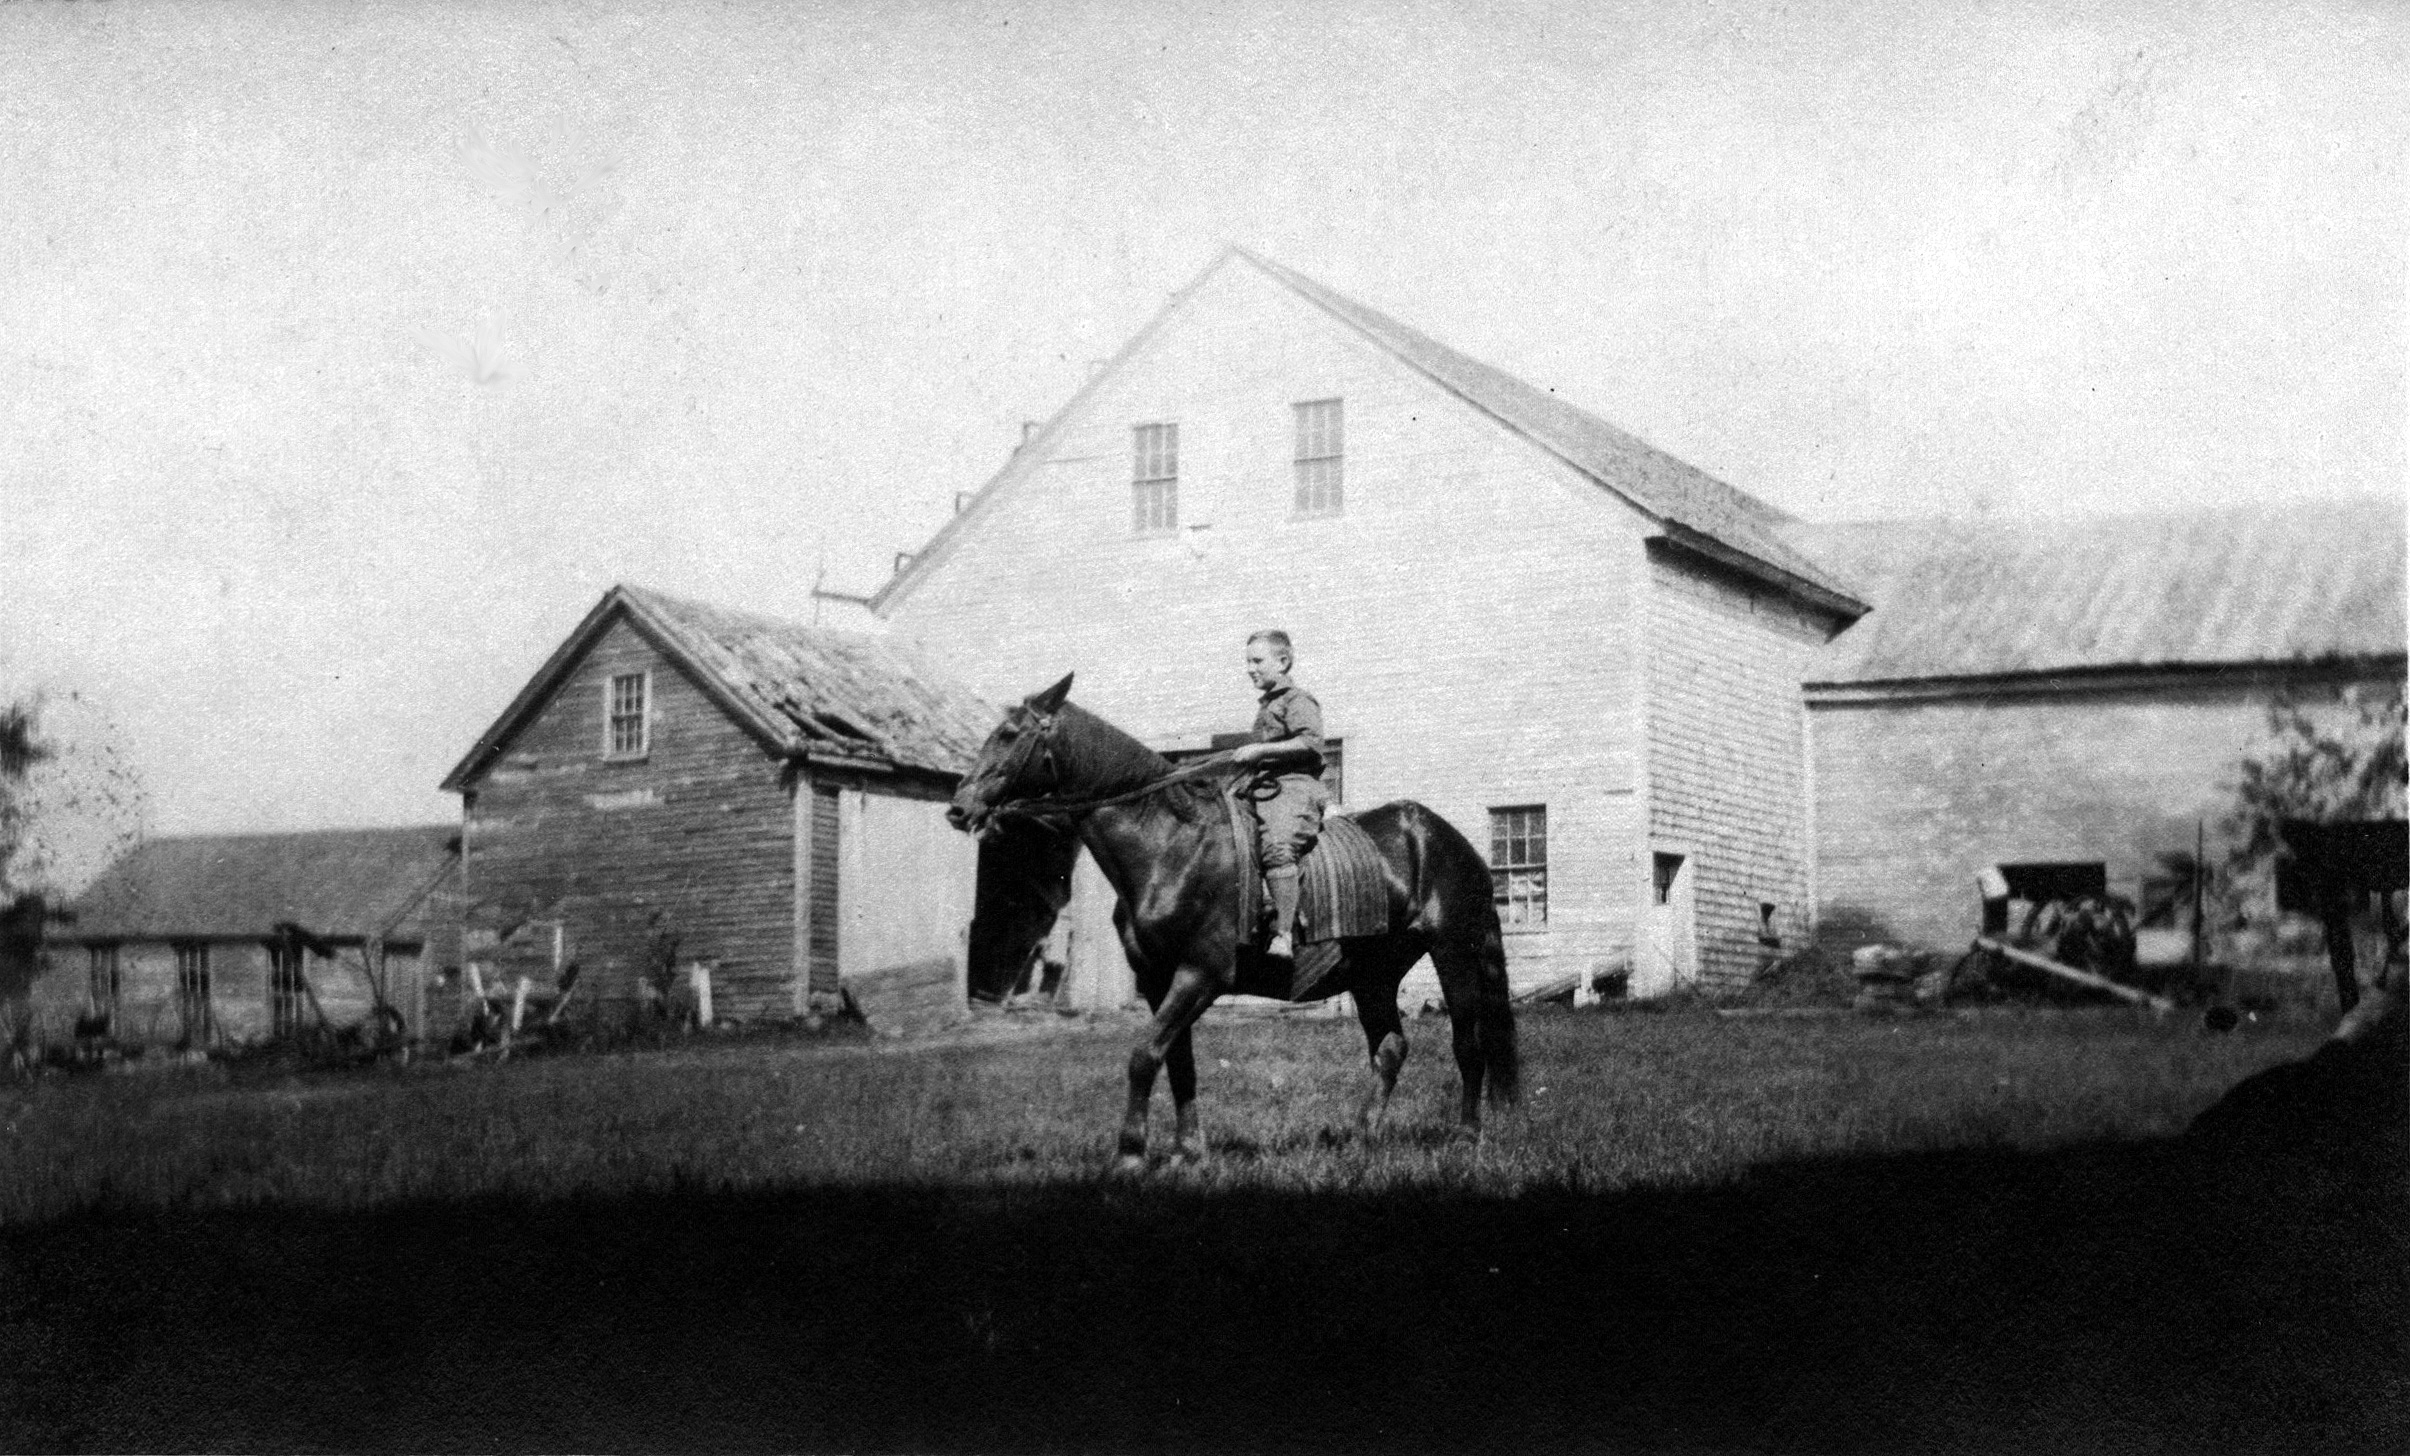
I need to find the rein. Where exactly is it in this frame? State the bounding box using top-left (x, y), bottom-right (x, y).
top-left (991, 748), bottom-right (1245, 820)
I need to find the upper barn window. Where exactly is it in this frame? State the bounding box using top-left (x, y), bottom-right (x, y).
top-left (1293, 399), bottom-right (1343, 517)
top-left (1132, 423), bottom-right (1178, 535)
top-left (605, 671), bottom-right (650, 758)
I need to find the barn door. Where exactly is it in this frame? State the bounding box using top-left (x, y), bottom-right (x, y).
top-left (1061, 847), bottom-right (1135, 1012)
top-left (1637, 850), bottom-right (1697, 995)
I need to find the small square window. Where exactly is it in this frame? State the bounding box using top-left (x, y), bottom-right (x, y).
top-left (1132, 423), bottom-right (1178, 534)
top-left (175, 943), bottom-right (213, 1043)
top-left (1293, 399), bottom-right (1343, 516)
top-left (606, 672), bottom-right (649, 758)
top-left (86, 945), bottom-right (119, 1019)
top-left (1489, 805), bottom-right (1547, 926)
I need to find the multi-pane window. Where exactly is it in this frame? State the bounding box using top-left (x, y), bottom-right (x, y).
top-left (1132, 423), bottom-right (1178, 534)
top-left (86, 945), bottom-right (119, 1021)
top-left (606, 672), bottom-right (648, 757)
top-left (1293, 399), bottom-right (1343, 516)
top-left (175, 943), bottom-right (212, 1044)
top-left (1490, 806), bottom-right (1548, 926)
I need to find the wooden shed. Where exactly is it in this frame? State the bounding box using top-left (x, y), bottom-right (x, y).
top-left (438, 584), bottom-right (997, 1027)
top-left (29, 825), bottom-right (460, 1049)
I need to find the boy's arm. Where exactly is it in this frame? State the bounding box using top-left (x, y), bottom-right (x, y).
top-left (1232, 695), bottom-right (1325, 769)
top-left (1231, 738), bottom-right (1318, 769)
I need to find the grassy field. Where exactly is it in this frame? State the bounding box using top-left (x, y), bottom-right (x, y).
top-left (1, 1004), bottom-right (2402, 1452)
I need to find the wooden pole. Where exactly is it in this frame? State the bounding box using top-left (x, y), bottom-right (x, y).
top-left (2191, 819), bottom-right (2205, 981)
top-left (1974, 937), bottom-right (2175, 1012)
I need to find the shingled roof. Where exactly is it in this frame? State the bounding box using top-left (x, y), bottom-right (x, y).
top-left (874, 246), bottom-right (1868, 618)
top-left (61, 826), bottom-right (459, 943)
top-left (441, 585), bottom-right (999, 791)
top-left (1789, 495), bottom-right (2408, 687)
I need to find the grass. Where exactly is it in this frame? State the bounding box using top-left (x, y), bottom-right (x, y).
top-left (0, 1003), bottom-right (2329, 1221)
top-left (1, 1005), bottom-right (2400, 1453)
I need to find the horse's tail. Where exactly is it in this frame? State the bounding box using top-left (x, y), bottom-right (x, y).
top-left (1475, 912), bottom-right (1520, 1107)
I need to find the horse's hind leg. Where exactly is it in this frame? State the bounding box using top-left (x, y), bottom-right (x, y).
top-left (1431, 942), bottom-right (1489, 1135)
top-left (1352, 984), bottom-right (1408, 1135)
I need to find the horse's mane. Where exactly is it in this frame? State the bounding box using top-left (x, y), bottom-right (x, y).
top-left (1050, 700), bottom-right (1175, 799)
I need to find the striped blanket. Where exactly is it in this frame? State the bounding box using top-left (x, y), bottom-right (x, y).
top-left (1225, 790), bottom-right (1392, 946)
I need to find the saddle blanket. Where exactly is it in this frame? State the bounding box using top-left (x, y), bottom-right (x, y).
top-left (1224, 789), bottom-right (1392, 949)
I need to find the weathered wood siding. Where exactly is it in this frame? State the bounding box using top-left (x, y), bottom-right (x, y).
top-left (1808, 669), bottom-right (2406, 952)
top-left (1644, 545), bottom-right (1840, 992)
top-left (460, 617), bottom-right (797, 1020)
top-left (886, 260), bottom-right (1655, 999)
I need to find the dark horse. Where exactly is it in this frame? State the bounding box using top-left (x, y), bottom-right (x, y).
top-left (949, 675), bottom-right (1518, 1171)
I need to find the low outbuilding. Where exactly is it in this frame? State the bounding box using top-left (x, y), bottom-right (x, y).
top-left (1791, 496), bottom-right (2406, 961)
top-left (30, 825), bottom-right (461, 1049)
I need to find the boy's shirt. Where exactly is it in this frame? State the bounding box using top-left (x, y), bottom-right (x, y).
top-left (1251, 682), bottom-right (1327, 778)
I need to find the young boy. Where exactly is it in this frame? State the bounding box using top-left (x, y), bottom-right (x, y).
top-left (1227, 629), bottom-right (1327, 967)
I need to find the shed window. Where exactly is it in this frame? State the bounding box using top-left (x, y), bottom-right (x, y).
top-left (1132, 423), bottom-right (1178, 534)
top-left (269, 942), bottom-right (309, 1039)
top-left (86, 945), bottom-right (119, 1020)
top-left (1490, 806), bottom-right (1548, 926)
top-left (175, 944), bottom-right (212, 1044)
top-left (606, 672), bottom-right (649, 758)
top-left (1293, 399), bottom-right (1343, 516)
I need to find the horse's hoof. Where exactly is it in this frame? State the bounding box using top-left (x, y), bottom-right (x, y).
top-left (1110, 1154), bottom-right (1150, 1179)
top-left (1169, 1145), bottom-right (1205, 1168)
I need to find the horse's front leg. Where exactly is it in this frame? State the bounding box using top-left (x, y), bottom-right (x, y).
top-left (1164, 1026), bottom-right (1203, 1164)
top-left (1116, 966), bottom-right (1222, 1174)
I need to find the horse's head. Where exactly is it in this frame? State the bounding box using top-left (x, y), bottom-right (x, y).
top-left (948, 673), bottom-right (1074, 843)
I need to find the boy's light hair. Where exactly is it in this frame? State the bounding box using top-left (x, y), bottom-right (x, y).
top-left (1246, 628), bottom-right (1294, 667)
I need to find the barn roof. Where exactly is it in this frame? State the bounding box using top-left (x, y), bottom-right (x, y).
top-left (61, 825), bottom-right (459, 943)
top-left (1235, 250), bottom-right (1866, 616)
top-left (440, 585), bottom-right (998, 791)
top-left (1790, 495), bottom-right (2408, 687)
top-left (873, 246), bottom-right (1868, 619)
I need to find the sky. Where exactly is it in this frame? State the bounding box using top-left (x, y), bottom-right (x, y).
top-left (1, 0), bottom-right (2404, 872)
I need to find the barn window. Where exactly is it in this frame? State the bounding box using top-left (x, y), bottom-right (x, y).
top-left (1132, 422), bottom-right (1178, 535)
top-left (174, 943), bottom-right (212, 1044)
top-left (606, 672), bottom-right (650, 758)
top-left (86, 945), bottom-right (119, 1020)
top-left (1490, 806), bottom-right (1548, 927)
top-left (1293, 399), bottom-right (1343, 516)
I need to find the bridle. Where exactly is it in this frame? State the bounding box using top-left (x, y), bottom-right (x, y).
top-left (974, 711), bottom-right (1243, 823)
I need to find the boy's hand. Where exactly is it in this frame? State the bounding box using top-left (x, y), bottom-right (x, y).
top-left (1229, 742), bottom-right (1263, 766)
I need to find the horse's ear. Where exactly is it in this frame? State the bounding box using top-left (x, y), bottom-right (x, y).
top-left (1026, 673), bottom-right (1073, 714)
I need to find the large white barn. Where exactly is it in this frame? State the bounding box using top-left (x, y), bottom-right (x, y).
top-left (876, 247), bottom-right (1868, 1006)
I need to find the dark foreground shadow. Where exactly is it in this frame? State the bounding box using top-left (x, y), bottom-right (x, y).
top-left (2, 1094), bottom-right (2402, 1454)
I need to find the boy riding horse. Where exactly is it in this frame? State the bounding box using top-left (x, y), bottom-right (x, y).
top-left (1226, 629), bottom-right (1326, 970)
